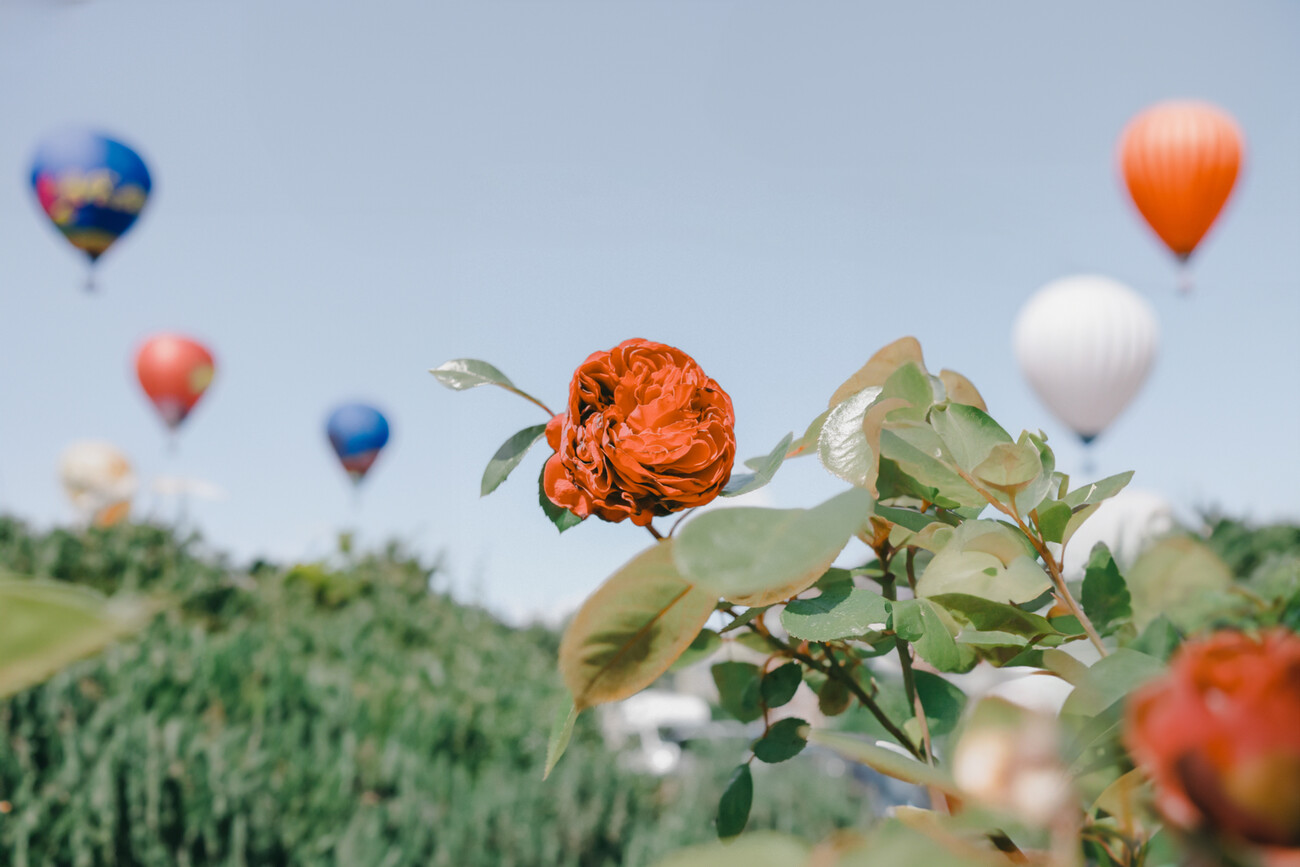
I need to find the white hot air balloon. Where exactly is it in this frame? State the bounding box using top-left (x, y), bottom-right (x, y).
top-left (1013, 276), bottom-right (1159, 445)
top-left (59, 441), bottom-right (138, 527)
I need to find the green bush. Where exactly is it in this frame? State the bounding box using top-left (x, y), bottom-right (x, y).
top-left (0, 520), bottom-right (871, 866)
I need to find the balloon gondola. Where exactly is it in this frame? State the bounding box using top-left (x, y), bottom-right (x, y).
top-left (30, 129), bottom-right (153, 291)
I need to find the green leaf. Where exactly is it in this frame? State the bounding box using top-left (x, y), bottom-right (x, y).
top-left (1035, 500), bottom-right (1073, 544)
top-left (780, 583), bottom-right (891, 642)
top-left (1127, 615), bottom-right (1182, 661)
top-left (733, 631), bottom-right (778, 654)
top-left (670, 628), bottom-right (722, 670)
top-left (538, 465), bottom-right (584, 532)
top-left (1061, 648), bottom-right (1165, 719)
top-left (481, 424), bottom-right (548, 496)
top-left (913, 670), bottom-right (966, 737)
top-left (929, 593), bottom-right (1061, 640)
top-left (760, 663), bottom-right (803, 709)
top-left (720, 606), bottom-right (769, 634)
top-left (0, 577), bottom-right (155, 699)
top-left (1060, 503), bottom-right (1102, 548)
top-left (818, 386), bottom-right (885, 490)
top-left (558, 541), bottom-right (718, 709)
top-left (973, 440), bottom-right (1041, 494)
top-left (828, 336), bottom-right (927, 408)
top-left (836, 819), bottom-right (1011, 867)
top-left (651, 832), bottom-right (810, 867)
top-left (878, 427), bottom-right (985, 509)
top-left (891, 598), bottom-right (966, 672)
top-left (430, 358), bottom-right (519, 390)
top-left (874, 504), bottom-right (947, 533)
top-left (716, 764), bottom-right (753, 840)
top-left (818, 676), bottom-right (852, 716)
top-left (929, 403), bottom-right (1014, 473)
top-left (752, 717), bottom-right (808, 763)
top-left (880, 362), bottom-right (937, 418)
top-left (915, 521), bottom-right (1051, 605)
top-left (785, 409), bottom-right (831, 460)
top-left (1080, 544), bottom-right (1132, 637)
top-left (723, 432), bottom-right (794, 497)
top-left (712, 661), bottom-right (763, 722)
top-left (1064, 471), bottom-right (1135, 508)
top-left (1126, 536), bottom-right (1233, 630)
top-left (543, 701), bottom-right (578, 780)
top-left (674, 488), bottom-right (872, 606)
top-left (808, 729), bottom-right (960, 796)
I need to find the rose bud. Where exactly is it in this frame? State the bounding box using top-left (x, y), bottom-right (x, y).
top-left (543, 339), bottom-right (736, 527)
top-left (1125, 629), bottom-right (1300, 851)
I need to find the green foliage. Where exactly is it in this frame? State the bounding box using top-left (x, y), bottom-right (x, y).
top-left (1080, 544), bottom-right (1133, 637)
top-left (721, 433), bottom-right (793, 498)
top-left (758, 664), bottom-right (802, 709)
top-left (711, 662), bottom-right (762, 723)
top-left (482, 423), bottom-right (548, 496)
top-left (715, 765), bottom-right (753, 839)
top-left (751, 718), bottom-right (808, 764)
top-left (0, 520), bottom-right (871, 867)
top-left (439, 338), bottom-right (1300, 867)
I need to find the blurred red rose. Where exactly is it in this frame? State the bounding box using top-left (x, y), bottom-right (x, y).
top-left (1125, 629), bottom-right (1300, 850)
top-left (543, 339), bottom-right (735, 527)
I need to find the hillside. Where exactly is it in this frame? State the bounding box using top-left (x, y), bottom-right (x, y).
top-left (0, 520), bottom-right (872, 867)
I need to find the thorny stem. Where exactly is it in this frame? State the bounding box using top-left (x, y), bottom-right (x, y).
top-left (954, 466), bottom-right (1109, 658)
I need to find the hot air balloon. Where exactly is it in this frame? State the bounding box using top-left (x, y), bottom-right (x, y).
top-left (59, 441), bottom-right (137, 527)
top-left (1013, 275), bottom-right (1159, 445)
top-left (1118, 101), bottom-right (1244, 286)
top-left (30, 129), bottom-right (152, 289)
top-left (135, 334), bottom-right (216, 435)
top-left (326, 403), bottom-right (390, 485)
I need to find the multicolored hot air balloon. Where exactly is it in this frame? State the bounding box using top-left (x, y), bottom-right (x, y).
top-left (30, 129), bottom-right (152, 286)
top-left (1013, 275), bottom-right (1159, 445)
top-left (326, 403), bottom-right (390, 485)
top-left (1118, 101), bottom-right (1244, 282)
top-left (135, 334), bottom-right (216, 433)
top-left (59, 441), bottom-right (137, 527)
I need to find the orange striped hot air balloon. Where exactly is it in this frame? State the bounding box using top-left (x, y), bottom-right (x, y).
top-left (1118, 101), bottom-right (1244, 282)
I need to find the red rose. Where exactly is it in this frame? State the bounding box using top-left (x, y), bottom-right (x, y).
top-left (543, 339), bottom-right (736, 527)
top-left (1125, 629), bottom-right (1300, 850)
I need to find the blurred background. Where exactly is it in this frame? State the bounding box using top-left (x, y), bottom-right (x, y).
top-left (1, 0), bottom-right (1297, 624)
top-left (2, 2), bottom-right (1299, 865)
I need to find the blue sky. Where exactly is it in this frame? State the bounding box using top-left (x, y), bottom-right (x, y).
top-left (2, 1), bottom-right (1297, 621)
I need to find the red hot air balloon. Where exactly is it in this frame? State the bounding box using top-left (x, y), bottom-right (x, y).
top-left (135, 334), bottom-right (216, 431)
top-left (1118, 101), bottom-right (1244, 278)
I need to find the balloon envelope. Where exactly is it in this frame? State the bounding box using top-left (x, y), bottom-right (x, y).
top-left (1013, 276), bottom-right (1159, 443)
top-left (135, 335), bottom-right (216, 430)
top-left (59, 441), bottom-right (136, 527)
top-left (326, 404), bottom-right (391, 483)
top-left (1118, 101), bottom-right (1243, 262)
top-left (30, 129), bottom-right (152, 266)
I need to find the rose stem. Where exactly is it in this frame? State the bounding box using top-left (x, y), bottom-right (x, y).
top-left (954, 467), bottom-right (1109, 658)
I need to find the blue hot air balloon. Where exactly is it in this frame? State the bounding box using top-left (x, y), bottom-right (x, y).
top-left (326, 403), bottom-right (391, 485)
top-left (30, 129), bottom-right (152, 285)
